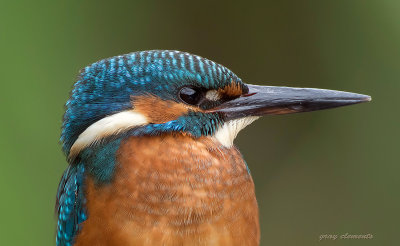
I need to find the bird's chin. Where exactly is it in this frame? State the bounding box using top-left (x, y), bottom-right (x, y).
top-left (213, 116), bottom-right (260, 148)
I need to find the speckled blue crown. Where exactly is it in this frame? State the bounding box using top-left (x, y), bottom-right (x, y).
top-left (61, 50), bottom-right (243, 154)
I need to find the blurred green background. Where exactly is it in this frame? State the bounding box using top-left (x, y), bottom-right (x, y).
top-left (1, 1), bottom-right (398, 245)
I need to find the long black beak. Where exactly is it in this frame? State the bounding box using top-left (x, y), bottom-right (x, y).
top-left (214, 84), bottom-right (371, 120)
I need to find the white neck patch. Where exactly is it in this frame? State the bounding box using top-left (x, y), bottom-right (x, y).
top-left (69, 110), bottom-right (148, 158)
top-left (68, 110), bottom-right (258, 157)
top-left (213, 116), bottom-right (260, 147)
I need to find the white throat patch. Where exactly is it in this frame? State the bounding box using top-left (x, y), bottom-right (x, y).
top-left (69, 110), bottom-right (148, 158)
top-left (213, 116), bottom-right (260, 147)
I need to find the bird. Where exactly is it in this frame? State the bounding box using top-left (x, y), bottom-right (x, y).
top-left (56, 50), bottom-right (370, 246)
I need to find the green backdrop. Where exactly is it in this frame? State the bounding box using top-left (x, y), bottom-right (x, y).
top-left (1, 1), bottom-right (398, 245)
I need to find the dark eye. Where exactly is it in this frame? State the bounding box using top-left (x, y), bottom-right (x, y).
top-left (179, 87), bottom-right (203, 105)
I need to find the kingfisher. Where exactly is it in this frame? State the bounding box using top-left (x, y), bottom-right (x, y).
top-left (56, 50), bottom-right (370, 246)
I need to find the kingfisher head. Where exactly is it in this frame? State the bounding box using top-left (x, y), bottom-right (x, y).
top-left (61, 50), bottom-right (370, 161)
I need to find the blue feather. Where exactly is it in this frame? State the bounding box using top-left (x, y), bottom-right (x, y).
top-left (56, 163), bottom-right (86, 246)
top-left (56, 138), bottom-right (122, 245)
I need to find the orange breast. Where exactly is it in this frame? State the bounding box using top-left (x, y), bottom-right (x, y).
top-left (75, 134), bottom-right (260, 246)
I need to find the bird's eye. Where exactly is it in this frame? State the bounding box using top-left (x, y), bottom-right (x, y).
top-left (179, 87), bottom-right (203, 105)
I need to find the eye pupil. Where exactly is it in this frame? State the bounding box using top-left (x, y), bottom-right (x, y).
top-left (179, 87), bottom-right (202, 105)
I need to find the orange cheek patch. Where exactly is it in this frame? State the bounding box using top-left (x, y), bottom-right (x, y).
top-left (133, 95), bottom-right (196, 123)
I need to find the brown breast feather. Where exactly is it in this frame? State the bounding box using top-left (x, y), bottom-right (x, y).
top-left (75, 134), bottom-right (260, 246)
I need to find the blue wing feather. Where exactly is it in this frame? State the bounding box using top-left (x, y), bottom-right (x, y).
top-left (56, 163), bottom-right (87, 246)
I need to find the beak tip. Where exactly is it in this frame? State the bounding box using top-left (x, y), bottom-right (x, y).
top-left (358, 94), bottom-right (372, 103)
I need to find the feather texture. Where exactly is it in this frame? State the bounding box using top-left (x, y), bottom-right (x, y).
top-left (56, 163), bottom-right (87, 246)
